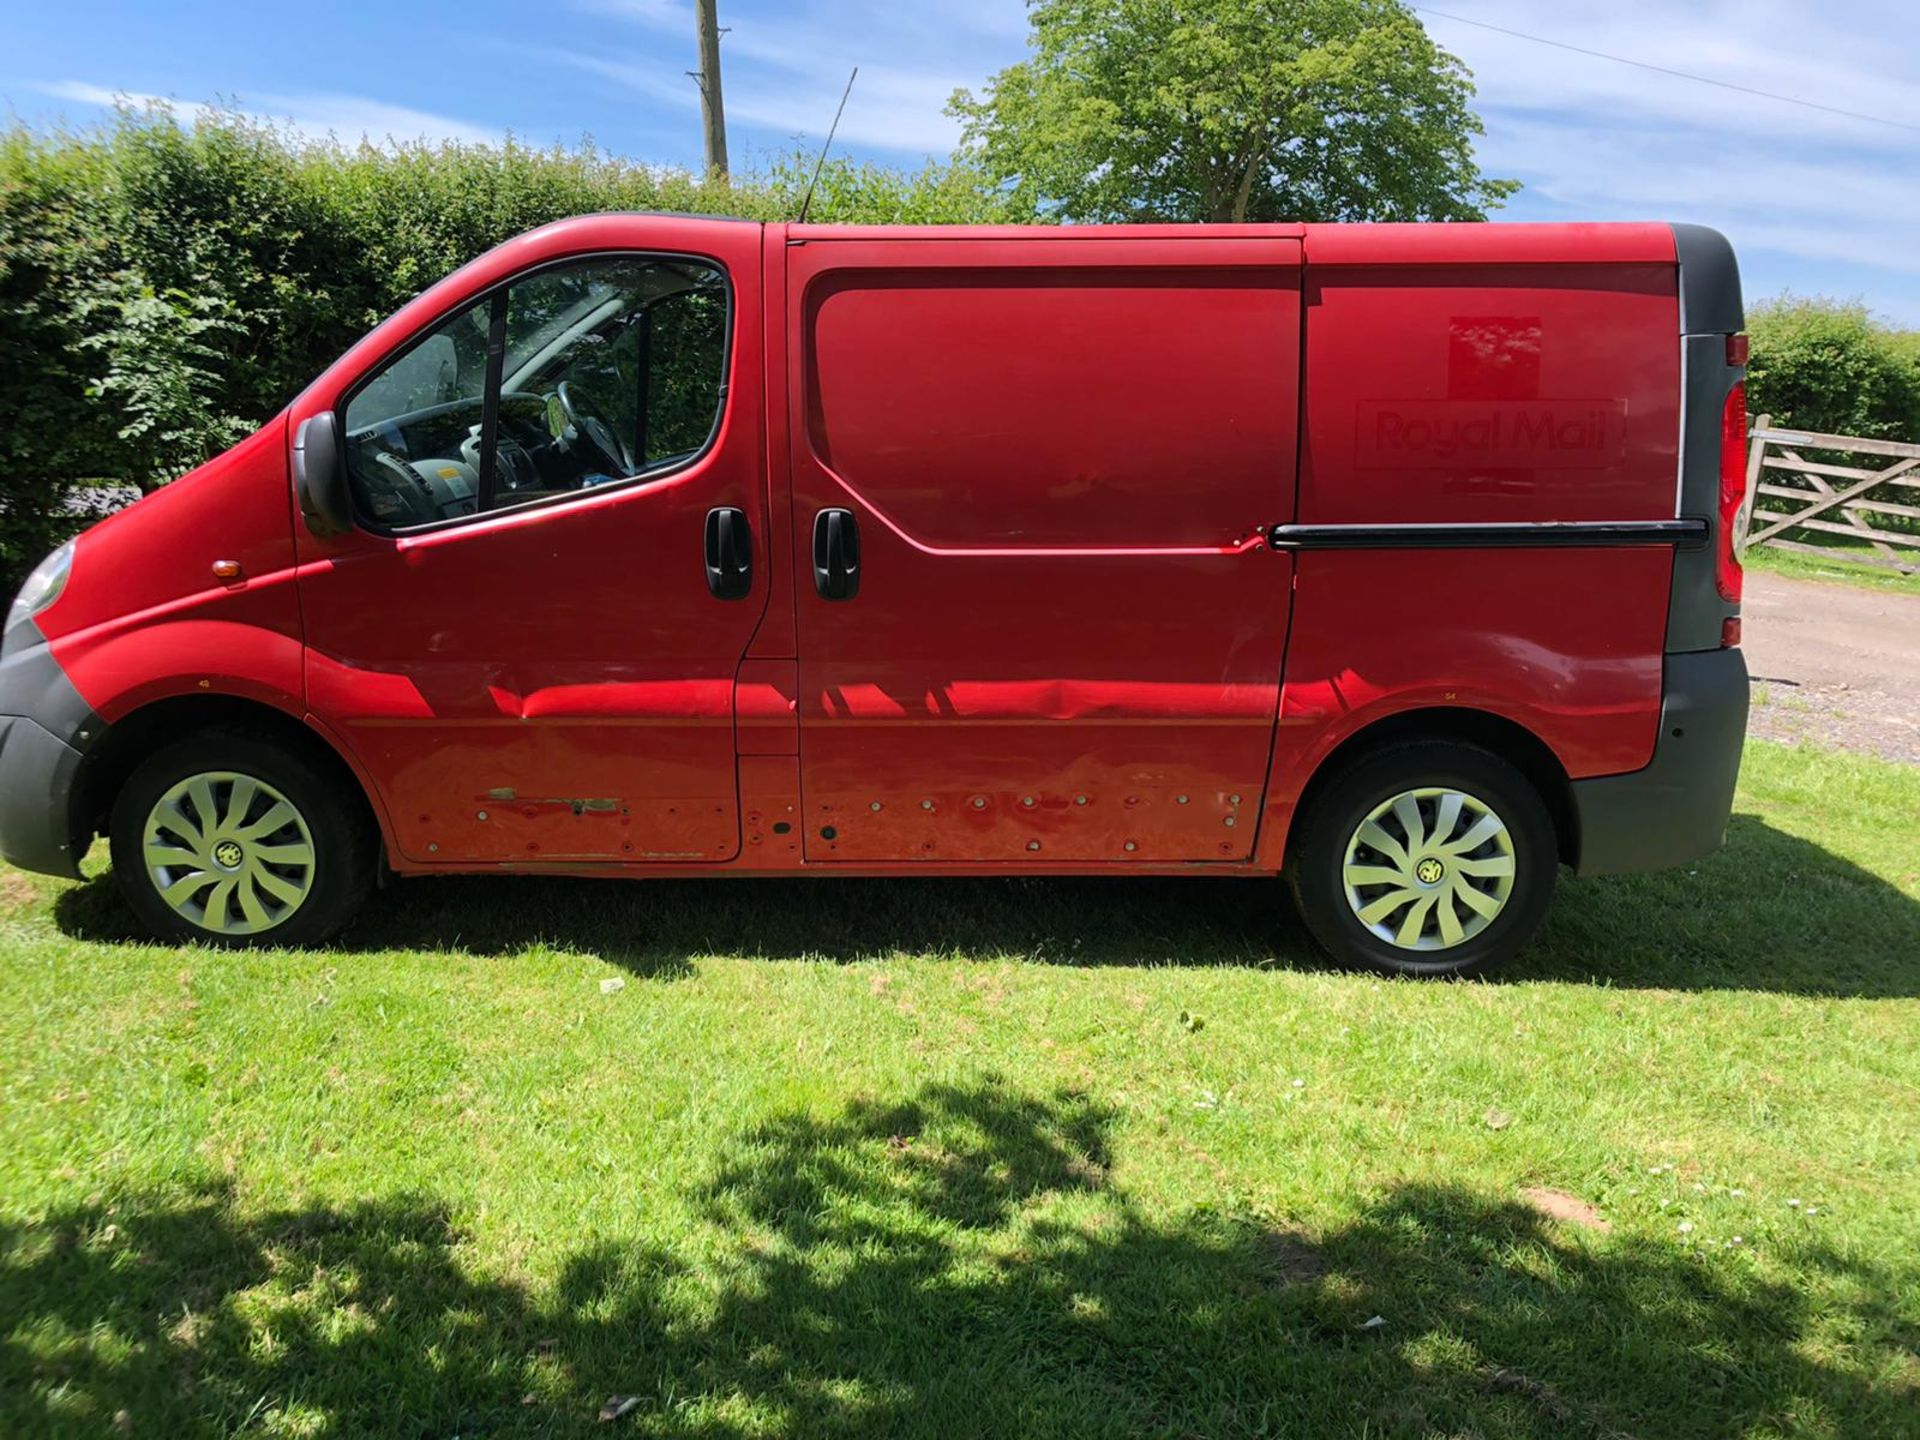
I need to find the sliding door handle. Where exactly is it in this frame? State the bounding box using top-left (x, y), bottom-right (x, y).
top-left (704, 507), bottom-right (752, 600)
top-left (812, 508), bottom-right (860, 601)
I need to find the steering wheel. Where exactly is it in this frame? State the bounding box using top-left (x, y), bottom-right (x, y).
top-left (555, 382), bottom-right (633, 474)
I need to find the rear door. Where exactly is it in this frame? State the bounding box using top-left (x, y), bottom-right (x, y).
top-left (785, 231), bottom-right (1301, 863)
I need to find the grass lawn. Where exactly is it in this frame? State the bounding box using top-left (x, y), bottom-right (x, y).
top-left (2, 738), bottom-right (1916, 1439)
top-left (1746, 541), bottom-right (1920, 595)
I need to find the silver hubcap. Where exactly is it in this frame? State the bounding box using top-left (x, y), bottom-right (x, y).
top-left (142, 771), bottom-right (316, 935)
top-left (1341, 787), bottom-right (1515, 951)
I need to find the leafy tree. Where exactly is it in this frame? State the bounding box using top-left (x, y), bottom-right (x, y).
top-left (1745, 295), bottom-right (1920, 442)
top-left (951, 0), bottom-right (1516, 224)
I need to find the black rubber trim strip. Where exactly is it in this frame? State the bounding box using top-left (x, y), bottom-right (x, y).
top-left (1672, 224), bottom-right (1744, 337)
top-left (474, 290), bottom-right (510, 514)
top-left (1265, 518), bottom-right (1709, 551)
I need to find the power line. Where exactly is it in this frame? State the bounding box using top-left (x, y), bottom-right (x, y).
top-left (1413, 6), bottom-right (1920, 135)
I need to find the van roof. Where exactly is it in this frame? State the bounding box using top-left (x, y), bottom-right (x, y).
top-left (511, 213), bottom-right (1683, 266)
top-left (786, 220), bottom-right (1680, 264)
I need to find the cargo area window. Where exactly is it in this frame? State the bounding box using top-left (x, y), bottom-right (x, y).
top-left (342, 255), bottom-right (728, 530)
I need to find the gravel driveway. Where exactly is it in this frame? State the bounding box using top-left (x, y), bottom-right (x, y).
top-left (1743, 571), bottom-right (1920, 765)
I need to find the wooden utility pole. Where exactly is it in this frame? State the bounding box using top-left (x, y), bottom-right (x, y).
top-left (694, 0), bottom-right (729, 180)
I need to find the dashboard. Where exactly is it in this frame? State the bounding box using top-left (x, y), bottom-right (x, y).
top-left (346, 391), bottom-right (624, 528)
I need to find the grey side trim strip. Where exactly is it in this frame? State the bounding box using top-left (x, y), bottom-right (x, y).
top-left (1265, 519), bottom-right (1709, 551)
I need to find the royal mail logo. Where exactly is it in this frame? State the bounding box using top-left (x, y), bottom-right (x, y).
top-left (1355, 400), bottom-right (1628, 470)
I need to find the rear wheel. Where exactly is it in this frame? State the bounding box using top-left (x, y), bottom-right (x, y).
top-left (1288, 742), bottom-right (1556, 978)
top-left (109, 732), bottom-right (375, 946)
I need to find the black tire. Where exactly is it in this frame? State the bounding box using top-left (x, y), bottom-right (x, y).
top-left (109, 730), bottom-right (376, 947)
top-left (1287, 741), bottom-right (1556, 979)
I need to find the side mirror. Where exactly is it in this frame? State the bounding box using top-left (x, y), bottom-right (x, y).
top-left (294, 412), bottom-right (352, 537)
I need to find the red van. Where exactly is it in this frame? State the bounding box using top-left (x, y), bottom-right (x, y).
top-left (0, 218), bottom-right (1750, 976)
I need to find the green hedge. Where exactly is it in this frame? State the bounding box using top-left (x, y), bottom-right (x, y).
top-left (1743, 296), bottom-right (1920, 552)
top-left (1745, 296), bottom-right (1920, 441)
top-left (0, 106), bottom-right (1021, 591)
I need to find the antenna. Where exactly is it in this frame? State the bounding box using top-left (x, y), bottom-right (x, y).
top-left (797, 66), bottom-right (858, 225)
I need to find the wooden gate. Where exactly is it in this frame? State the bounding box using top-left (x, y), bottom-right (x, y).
top-left (1741, 416), bottom-right (1920, 574)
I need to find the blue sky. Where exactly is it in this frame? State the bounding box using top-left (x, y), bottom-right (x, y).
top-left (5, 0), bottom-right (1918, 321)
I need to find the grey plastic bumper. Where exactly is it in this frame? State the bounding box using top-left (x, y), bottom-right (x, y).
top-left (1570, 647), bottom-right (1750, 877)
top-left (0, 714), bottom-right (88, 878)
top-left (0, 626), bottom-right (101, 879)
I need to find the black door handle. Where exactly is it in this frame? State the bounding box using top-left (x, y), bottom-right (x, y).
top-left (812, 508), bottom-right (860, 601)
top-left (704, 507), bottom-right (752, 600)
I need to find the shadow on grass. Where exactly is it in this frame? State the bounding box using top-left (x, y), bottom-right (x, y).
top-left (51, 812), bottom-right (1920, 995)
top-left (3, 1082), bottom-right (1912, 1438)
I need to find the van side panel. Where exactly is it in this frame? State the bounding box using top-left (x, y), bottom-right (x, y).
top-left (1256, 232), bottom-right (1684, 870)
top-left (786, 235), bottom-right (1299, 864)
top-left (1251, 546), bottom-right (1672, 869)
top-left (1298, 263), bottom-right (1680, 525)
top-left (801, 250), bottom-right (1294, 547)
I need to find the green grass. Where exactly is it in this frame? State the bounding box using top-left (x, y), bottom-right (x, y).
top-left (2, 738), bottom-right (1917, 1438)
top-left (1746, 540), bottom-right (1920, 595)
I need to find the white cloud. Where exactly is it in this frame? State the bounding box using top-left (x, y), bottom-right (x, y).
top-left (564, 51), bottom-right (966, 153)
top-left (36, 0), bottom-right (1918, 316)
top-left (556, 0), bottom-right (1918, 312)
top-left (1424, 0), bottom-right (1920, 152)
top-left (728, 67), bottom-right (966, 154)
top-left (562, 0), bottom-right (1019, 155)
top-left (38, 80), bottom-right (502, 148)
top-left (1416, 0), bottom-right (1920, 306)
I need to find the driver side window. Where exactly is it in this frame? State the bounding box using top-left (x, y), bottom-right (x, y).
top-left (342, 255), bottom-right (729, 531)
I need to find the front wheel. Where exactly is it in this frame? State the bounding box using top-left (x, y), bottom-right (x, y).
top-left (109, 732), bottom-right (376, 946)
top-left (1288, 742), bottom-right (1557, 978)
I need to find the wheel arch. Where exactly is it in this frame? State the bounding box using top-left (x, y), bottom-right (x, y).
top-left (75, 695), bottom-right (387, 861)
top-left (1285, 707), bottom-right (1577, 869)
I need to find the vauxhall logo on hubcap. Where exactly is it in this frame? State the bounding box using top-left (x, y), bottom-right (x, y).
top-left (213, 840), bottom-right (244, 870)
top-left (1415, 857), bottom-right (1445, 885)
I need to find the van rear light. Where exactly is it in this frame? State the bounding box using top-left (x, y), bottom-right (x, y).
top-left (1716, 379), bottom-right (1747, 607)
top-left (1726, 333), bottom-right (1749, 366)
top-left (1721, 616), bottom-right (1742, 648)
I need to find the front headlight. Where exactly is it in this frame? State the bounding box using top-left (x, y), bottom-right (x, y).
top-left (7, 541), bottom-right (74, 636)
